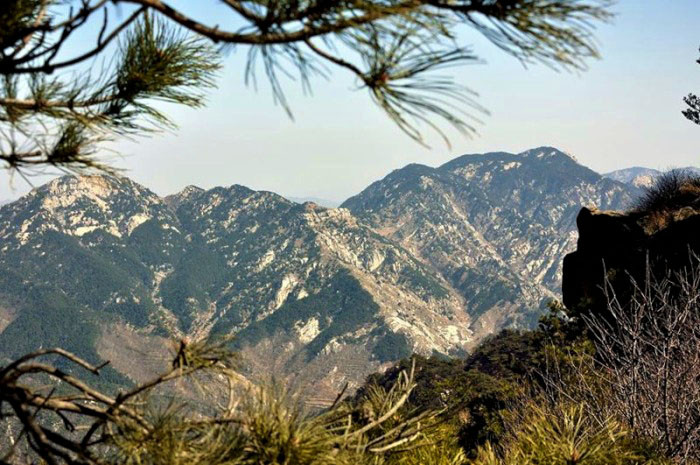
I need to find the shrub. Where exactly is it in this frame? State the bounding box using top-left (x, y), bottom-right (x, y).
top-left (583, 255), bottom-right (700, 462)
top-left (467, 404), bottom-right (670, 465)
top-left (0, 346), bottom-right (444, 465)
top-left (632, 169), bottom-right (700, 230)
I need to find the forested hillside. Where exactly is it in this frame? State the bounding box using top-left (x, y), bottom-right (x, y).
top-left (0, 148), bottom-right (639, 402)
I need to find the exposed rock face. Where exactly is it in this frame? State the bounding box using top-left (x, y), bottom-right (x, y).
top-left (562, 205), bottom-right (700, 315)
top-left (0, 147), bottom-right (642, 401)
top-left (344, 147), bottom-right (638, 336)
top-left (0, 175), bottom-right (468, 402)
top-left (604, 167), bottom-right (663, 188)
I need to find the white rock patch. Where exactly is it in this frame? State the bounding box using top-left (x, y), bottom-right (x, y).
top-left (127, 213), bottom-right (151, 234)
top-left (74, 225), bottom-right (100, 237)
top-left (295, 317), bottom-right (320, 344)
top-left (273, 274), bottom-right (298, 309)
top-left (256, 249), bottom-right (275, 272)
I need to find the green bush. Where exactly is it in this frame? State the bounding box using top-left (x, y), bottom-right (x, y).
top-left (468, 404), bottom-right (670, 465)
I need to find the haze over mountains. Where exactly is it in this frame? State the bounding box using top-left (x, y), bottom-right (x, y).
top-left (604, 166), bottom-right (700, 188)
top-left (0, 147), bottom-right (657, 402)
top-left (287, 196), bottom-right (341, 209)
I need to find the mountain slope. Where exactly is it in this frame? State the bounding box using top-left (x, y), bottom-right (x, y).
top-left (0, 147), bottom-right (643, 401)
top-left (0, 176), bottom-right (183, 386)
top-left (603, 167), bottom-right (662, 187)
top-left (0, 175), bottom-right (469, 401)
top-left (342, 147), bottom-right (639, 335)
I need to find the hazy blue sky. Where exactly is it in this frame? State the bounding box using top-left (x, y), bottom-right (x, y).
top-left (2, 1), bottom-right (699, 202)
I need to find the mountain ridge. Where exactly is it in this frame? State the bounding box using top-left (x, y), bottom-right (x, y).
top-left (0, 147), bottom-right (641, 401)
top-left (0, 173), bottom-right (470, 400)
top-left (342, 147), bottom-right (637, 333)
top-left (603, 166), bottom-right (700, 188)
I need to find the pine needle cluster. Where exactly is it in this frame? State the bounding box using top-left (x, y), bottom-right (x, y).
top-left (683, 47), bottom-right (700, 125)
top-left (1, 1), bottom-right (220, 177)
top-left (1, 0), bottom-right (614, 175)
top-left (0, 343), bottom-right (455, 465)
top-left (468, 404), bottom-right (669, 465)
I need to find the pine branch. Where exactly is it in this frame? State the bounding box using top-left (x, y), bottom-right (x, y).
top-left (0, 0), bottom-right (614, 175)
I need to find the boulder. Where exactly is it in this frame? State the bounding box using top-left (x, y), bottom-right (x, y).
top-left (563, 206), bottom-right (700, 316)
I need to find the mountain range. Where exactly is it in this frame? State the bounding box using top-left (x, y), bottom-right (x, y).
top-left (604, 166), bottom-right (700, 188)
top-left (0, 147), bottom-right (657, 403)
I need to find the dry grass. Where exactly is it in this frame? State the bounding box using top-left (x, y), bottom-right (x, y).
top-left (633, 169), bottom-right (700, 233)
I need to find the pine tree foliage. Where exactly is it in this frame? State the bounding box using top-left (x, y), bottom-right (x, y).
top-left (0, 0), bottom-right (613, 174)
top-left (683, 47), bottom-right (700, 125)
top-left (0, 1), bottom-right (220, 176)
top-left (0, 345), bottom-right (449, 465)
top-left (467, 404), bottom-right (669, 465)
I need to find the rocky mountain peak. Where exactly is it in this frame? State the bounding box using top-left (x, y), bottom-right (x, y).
top-left (164, 185), bottom-right (205, 208)
top-left (343, 147), bottom-right (640, 336)
top-left (518, 146), bottom-right (577, 161)
top-left (0, 174), bottom-right (171, 245)
top-left (397, 163), bottom-right (434, 176)
top-left (436, 151), bottom-right (510, 173)
top-left (30, 174), bottom-right (150, 206)
top-left (434, 148), bottom-right (588, 186)
top-left (603, 167), bottom-right (700, 189)
top-left (165, 184), bottom-right (285, 212)
top-left (180, 185), bottom-right (204, 195)
top-left (38, 174), bottom-right (160, 209)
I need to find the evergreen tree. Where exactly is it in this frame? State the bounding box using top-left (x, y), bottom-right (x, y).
top-left (0, 0), bottom-right (613, 175)
top-left (683, 47), bottom-right (700, 125)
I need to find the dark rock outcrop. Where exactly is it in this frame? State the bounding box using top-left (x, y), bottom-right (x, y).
top-left (563, 206), bottom-right (700, 315)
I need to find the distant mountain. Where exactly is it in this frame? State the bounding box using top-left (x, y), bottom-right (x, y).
top-left (604, 166), bottom-right (700, 188)
top-left (603, 167), bottom-right (661, 188)
top-left (0, 147), bottom-right (641, 401)
top-left (0, 175), bottom-right (468, 401)
top-left (343, 147), bottom-right (638, 335)
top-left (286, 196), bottom-right (341, 208)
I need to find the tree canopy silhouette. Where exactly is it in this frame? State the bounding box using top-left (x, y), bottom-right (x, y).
top-left (1, 0), bottom-right (613, 175)
top-left (683, 47), bottom-right (700, 126)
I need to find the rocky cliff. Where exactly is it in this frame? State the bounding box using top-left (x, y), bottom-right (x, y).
top-left (563, 173), bottom-right (700, 315)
